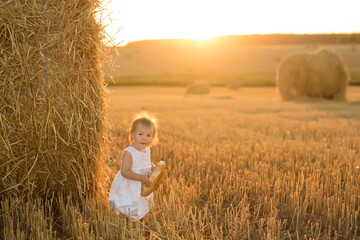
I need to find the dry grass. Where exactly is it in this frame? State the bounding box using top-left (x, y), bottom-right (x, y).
top-left (106, 44), bottom-right (360, 78)
top-left (106, 86), bottom-right (360, 239)
top-left (1, 86), bottom-right (360, 239)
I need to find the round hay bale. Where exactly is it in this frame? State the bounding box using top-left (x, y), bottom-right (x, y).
top-left (0, 0), bottom-right (108, 201)
top-left (186, 81), bottom-right (211, 94)
top-left (226, 79), bottom-right (241, 90)
top-left (276, 49), bottom-right (349, 100)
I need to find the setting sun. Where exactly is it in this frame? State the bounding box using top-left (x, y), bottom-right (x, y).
top-left (192, 35), bottom-right (216, 43)
top-left (101, 0), bottom-right (360, 45)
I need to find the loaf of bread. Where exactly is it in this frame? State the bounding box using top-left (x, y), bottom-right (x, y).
top-left (141, 161), bottom-right (166, 197)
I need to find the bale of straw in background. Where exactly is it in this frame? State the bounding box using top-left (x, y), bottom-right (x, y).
top-left (276, 49), bottom-right (349, 100)
top-left (226, 79), bottom-right (241, 90)
top-left (186, 81), bottom-right (211, 94)
top-left (0, 0), bottom-right (108, 201)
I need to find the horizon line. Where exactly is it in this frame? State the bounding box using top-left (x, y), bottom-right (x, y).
top-left (107, 32), bottom-right (360, 47)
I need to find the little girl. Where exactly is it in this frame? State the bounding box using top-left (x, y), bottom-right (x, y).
top-left (108, 112), bottom-right (158, 224)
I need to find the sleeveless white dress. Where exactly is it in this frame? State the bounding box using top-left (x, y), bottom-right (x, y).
top-left (108, 146), bottom-right (153, 221)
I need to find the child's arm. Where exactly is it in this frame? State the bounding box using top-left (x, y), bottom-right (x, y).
top-left (121, 151), bottom-right (151, 187)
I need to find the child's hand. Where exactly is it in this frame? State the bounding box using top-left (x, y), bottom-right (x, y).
top-left (151, 163), bottom-right (156, 172)
top-left (141, 175), bottom-right (151, 187)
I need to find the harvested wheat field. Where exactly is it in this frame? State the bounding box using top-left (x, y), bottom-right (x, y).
top-left (2, 86), bottom-right (360, 239)
top-left (106, 86), bottom-right (360, 239)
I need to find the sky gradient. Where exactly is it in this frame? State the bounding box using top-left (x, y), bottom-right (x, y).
top-left (101, 0), bottom-right (360, 45)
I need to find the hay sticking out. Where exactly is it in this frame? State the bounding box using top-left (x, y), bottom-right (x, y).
top-left (186, 81), bottom-right (211, 94)
top-left (276, 49), bottom-right (349, 101)
top-left (0, 0), bottom-right (108, 201)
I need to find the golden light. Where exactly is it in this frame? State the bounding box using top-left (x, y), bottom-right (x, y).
top-left (193, 37), bottom-right (210, 43)
top-left (101, 0), bottom-right (360, 46)
top-left (191, 34), bottom-right (217, 44)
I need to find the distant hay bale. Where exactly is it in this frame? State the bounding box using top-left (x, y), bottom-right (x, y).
top-left (226, 79), bottom-right (241, 90)
top-left (0, 1), bottom-right (108, 201)
top-left (276, 49), bottom-right (349, 100)
top-left (186, 82), bottom-right (211, 94)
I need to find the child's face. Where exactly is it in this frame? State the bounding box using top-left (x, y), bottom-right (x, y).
top-left (131, 125), bottom-right (154, 150)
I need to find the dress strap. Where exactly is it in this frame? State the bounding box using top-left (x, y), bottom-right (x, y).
top-left (125, 146), bottom-right (135, 154)
top-left (125, 146), bottom-right (150, 154)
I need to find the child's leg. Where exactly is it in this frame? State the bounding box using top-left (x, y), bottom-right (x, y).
top-left (132, 220), bottom-right (137, 229)
top-left (139, 214), bottom-right (150, 232)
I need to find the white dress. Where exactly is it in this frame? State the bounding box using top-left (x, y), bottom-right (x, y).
top-left (108, 146), bottom-right (153, 221)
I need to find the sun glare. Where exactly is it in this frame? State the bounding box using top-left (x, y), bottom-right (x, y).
top-left (102, 0), bottom-right (360, 46)
top-left (192, 35), bottom-right (215, 44)
top-left (193, 37), bottom-right (207, 43)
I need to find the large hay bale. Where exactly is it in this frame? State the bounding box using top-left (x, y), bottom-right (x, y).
top-left (0, 1), bottom-right (108, 201)
top-left (186, 81), bottom-right (211, 94)
top-left (276, 49), bottom-right (349, 100)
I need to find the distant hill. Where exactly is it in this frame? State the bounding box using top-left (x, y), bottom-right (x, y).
top-left (103, 34), bottom-right (360, 81)
top-left (126, 33), bottom-right (360, 47)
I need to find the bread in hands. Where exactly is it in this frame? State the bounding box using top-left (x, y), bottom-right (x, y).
top-left (141, 161), bottom-right (166, 197)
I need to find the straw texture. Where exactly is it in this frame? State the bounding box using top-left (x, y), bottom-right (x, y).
top-left (277, 49), bottom-right (349, 101)
top-left (0, 0), bottom-right (108, 200)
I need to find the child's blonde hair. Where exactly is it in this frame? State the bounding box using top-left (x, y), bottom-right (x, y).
top-left (129, 112), bottom-right (158, 146)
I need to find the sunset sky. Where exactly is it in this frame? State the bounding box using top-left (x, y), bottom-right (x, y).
top-left (101, 0), bottom-right (360, 46)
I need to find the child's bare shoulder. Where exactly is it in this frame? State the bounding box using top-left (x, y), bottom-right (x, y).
top-left (121, 149), bottom-right (132, 160)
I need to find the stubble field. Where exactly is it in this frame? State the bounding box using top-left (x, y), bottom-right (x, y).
top-left (106, 86), bottom-right (360, 239)
top-left (3, 86), bottom-right (359, 239)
